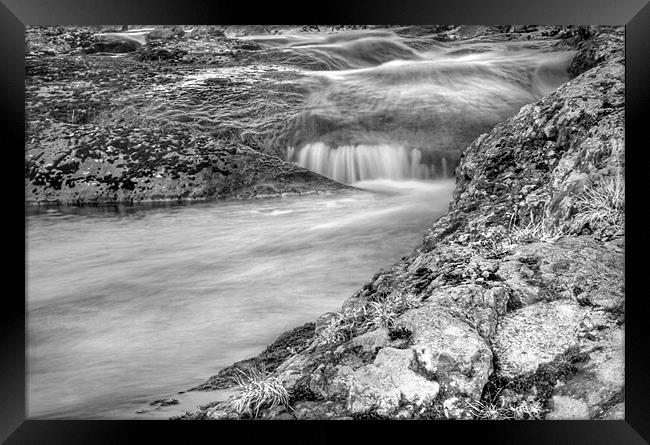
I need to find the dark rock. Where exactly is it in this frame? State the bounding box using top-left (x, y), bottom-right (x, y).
top-left (150, 398), bottom-right (180, 407)
top-left (84, 39), bottom-right (140, 54)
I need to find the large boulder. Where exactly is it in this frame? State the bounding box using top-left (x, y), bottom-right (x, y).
top-left (422, 284), bottom-right (510, 340)
top-left (396, 305), bottom-right (493, 402)
top-left (492, 300), bottom-right (587, 379)
top-left (346, 347), bottom-right (440, 417)
top-left (546, 314), bottom-right (624, 419)
top-left (496, 238), bottom-right (624, 311)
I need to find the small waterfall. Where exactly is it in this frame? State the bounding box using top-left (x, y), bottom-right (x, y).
top-left (291, 142), bottom-right (434, 183)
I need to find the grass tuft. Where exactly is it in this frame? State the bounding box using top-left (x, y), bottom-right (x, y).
top-left (467, 399), bottom-right (513, 420)
top-left (317, 293), bottom-right (423, 345)
top-left (510, 399), bottom-right (544, 420)
top-left (225, 367), bottom-right (290, 418)
top-left (509, 210), bottom-right (569, 244)
top-left (570, 175), bottom-right (624, 234)
top-left (467, 398), bottom-right (544, 420)
top-left (364, 293), bottom-right (421, 330)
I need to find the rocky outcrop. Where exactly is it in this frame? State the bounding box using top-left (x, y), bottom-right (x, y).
top-left (25, 122), bottom-right (349, 204)
top-left (184, 26), bottom-right (624, 420)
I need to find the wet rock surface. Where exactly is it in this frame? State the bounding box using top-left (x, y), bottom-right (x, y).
top-left (25, 121), bottom-right (348, 204)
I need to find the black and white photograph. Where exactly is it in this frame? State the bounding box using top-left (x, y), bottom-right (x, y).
top-left (24, 24), bottom-right (626, 421)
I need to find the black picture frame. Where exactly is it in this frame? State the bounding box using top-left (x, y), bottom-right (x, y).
top-left (3, 1), bottom-right (649, 443)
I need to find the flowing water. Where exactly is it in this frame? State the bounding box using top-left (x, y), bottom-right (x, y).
top-left (260, 31), bottom-right (575, 182)
top-left (27, 180), bottom-right (454, 418)
top-left (27, 28), bottom-right (575, 418)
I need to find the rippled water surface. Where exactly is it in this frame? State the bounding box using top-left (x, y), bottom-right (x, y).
top-left (27, 180), bottom-right (454, 418)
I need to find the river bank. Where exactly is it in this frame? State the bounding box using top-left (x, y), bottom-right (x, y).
top-left (178, 25), bottom-right (625, 420)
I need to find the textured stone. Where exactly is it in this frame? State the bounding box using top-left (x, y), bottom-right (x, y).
top-left (346, 347), bottom-right (440, 416)
top-left (547, 322), bottom-right (624, 419)
top-left (493, 301), bottom-right (587, 379)
top-left (424, 284), bottom-right (509, 340)
top-left (396, 305), bottom-right (492, 399)
top-left (546, 395), bottom-right (590, 419)
top-left (347, 328), bottom-right (390, 354)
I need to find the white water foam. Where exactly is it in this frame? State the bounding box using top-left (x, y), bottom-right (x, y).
top-left (291, 142), bottom-right (437, 183)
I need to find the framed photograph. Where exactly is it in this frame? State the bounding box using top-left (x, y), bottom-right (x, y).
top-left (4, 0), bottom-right (649, 443)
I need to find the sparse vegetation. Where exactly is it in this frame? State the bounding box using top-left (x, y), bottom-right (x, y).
top-left (365, 293), bottom-right (422, 330)
top-left (467, 397), bottom-right (544, 420)
top-left (317, 306), bottom-right (369, 345)
top-left (570, 174), bottom-right (624, 234)
top-left (509, 210), bottom-right (569, 244)
top-left (510, 399), bottom-right (544, 420)
top-left (225, 367), bottom-right (290, 418)
top-left (477, 235), bottom-right (517, 259)
top-left (467, 399), bottom-right (512, 419)
top-left (317, 292), bottom-right (423, 345)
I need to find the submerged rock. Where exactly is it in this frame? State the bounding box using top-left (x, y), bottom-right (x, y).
top-left (150, 398), bottom-right (180, 407)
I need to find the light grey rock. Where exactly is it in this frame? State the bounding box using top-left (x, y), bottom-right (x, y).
top-left (396, 305), bottom-right (492, 400)
top-left (346, 347), bottom-right (440, 416)
top-left (347, 327), bottom-right (390, 354)
top-left (423, 284), bottom-right (509, 340)
top-left (547, 320), bottom-right (624, 419)
top-left (546, 395), bottom-right (590, 419)
top-left (492, 300), bottom-right (587, 379)
top-left (496, 260), bottom-right (543, 305)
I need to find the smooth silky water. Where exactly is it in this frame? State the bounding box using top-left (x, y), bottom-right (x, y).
top-left (27, 180), bottom-right (454, 418)
top-left (27, 29), bottom-right (575, 418)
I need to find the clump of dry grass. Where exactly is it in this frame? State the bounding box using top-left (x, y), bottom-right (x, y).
top-left (467, 399), bottom-right (513, 420)
top-left (317, 306), bottom-right (368, 345)
top-left (317, 293), bottom-right (423, 345)
top-left (225, 367), bottom-right (290, 418)
top-left (510, 399), bottom-right (544, 420)
top-left (570, 175), bottom-right (624, 234)
top-left (364, 293), bottom-right (421, 330)
top-left (467, 398), bottom-right (544, 420)
top-left (509, 210), bottom-right (569, 244)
